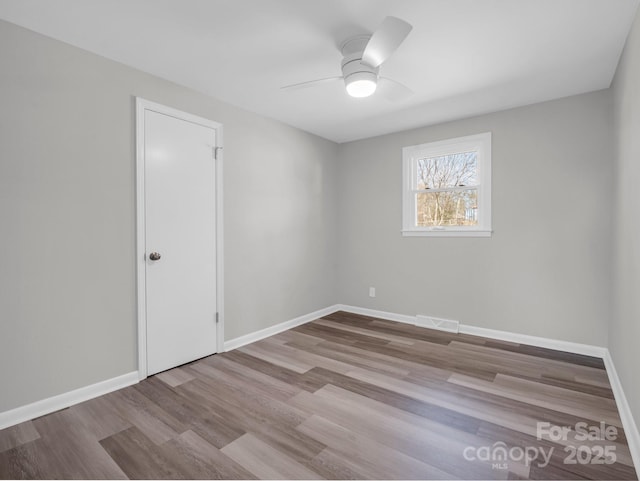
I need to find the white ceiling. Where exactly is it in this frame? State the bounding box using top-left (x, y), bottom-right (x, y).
top-left (0, 0), bottom-right (637, 143)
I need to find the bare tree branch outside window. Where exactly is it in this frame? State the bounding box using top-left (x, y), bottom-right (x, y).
top-left (416, 152), bottom-right (478, 226)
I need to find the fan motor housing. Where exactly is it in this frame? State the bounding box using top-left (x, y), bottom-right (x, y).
top-left (341, 35), bottom-right (380, 83)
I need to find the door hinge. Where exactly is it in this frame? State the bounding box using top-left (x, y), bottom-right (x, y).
top-left (214, 146), bottom-right (223, 160)
top-left (215, 312), bottom-right (219, 323)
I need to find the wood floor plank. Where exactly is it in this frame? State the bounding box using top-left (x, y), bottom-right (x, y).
top-left (298, 414), bottom-right (456, 479)
top-left (200, 355), bottom-right (303, 400)
top-left (238, 343), bottom-right (314, 373)
top-left (299, 337), bottom-right (439, 377)
top-left (188, 411), bottom-right (247, 450)
top-left (180, 374), bottom-right (311, 429)
top-left (316, 382), bottom-right (488, 449)
top-left (516, 372), bottom-right (615, 399)
top-left (0, 441), bottom-right (45, 480)
top-left (295, 322), bottom-right (389, 347)
top-left (250, 421), bottom-right (327, 463)
top-left (362, 339), bottom-right (502, 381)
top-left (156, 367), bottom-right (196, 387)
top-left (187, 360), bottom-right (299, 403)
top-left (0, 310), bottom-right (635, 480)
top-left (277, 329), bottom-right (326, 347)
top-left (299, 366), bottom-right (483, 434)
top-left (32, 409), bottom-right (128, 479)
top-left (178, 375), bottom-right (310, 438)
top-left (0, 422), bottom-right (40, 454)
top-left (259, 336), bottom-right (364, 375)
top-left (161, 430), bottom-right (256, 479)
top-left (288, 386), bottom-right (506, 479)
top-left (134, 376), bottom-right (212, 427)
top-left (305, 448), bottom-right (369, 479)
top-left (108, 388), bottom-right (185, 445)
top-left (313, 318), bottom-right (416, 345)
top-left (100, 426), bottom-right (185, 479)
top-left (482, 341), bottom-right (606, 370)
top-left (69, 391), bottom-right (133, 441)
top-left (446, 341), bottom-right (610, 385)
top-left (346, 366), bottom-right (611, 442)
top-left (221, 433), bottom-right (322, 479)
top-left (223, 350), bottom-right (327, 392)
top-left (448, 373), bottom-right (622, 427)
top-left (178, 366), bottom-right (324, 460)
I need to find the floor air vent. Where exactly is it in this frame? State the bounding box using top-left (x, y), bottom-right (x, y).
top-left (415, 315), bottom-right (460, 334)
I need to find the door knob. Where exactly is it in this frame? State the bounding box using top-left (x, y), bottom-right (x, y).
top-left (149, 252), bottom-right (161, 261)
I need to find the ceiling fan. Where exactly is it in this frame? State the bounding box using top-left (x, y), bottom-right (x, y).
top-left (281, 16), bottom-right (414, 100)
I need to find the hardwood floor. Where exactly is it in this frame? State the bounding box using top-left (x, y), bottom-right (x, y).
top-left (0, 311), bottom-right (637, 480)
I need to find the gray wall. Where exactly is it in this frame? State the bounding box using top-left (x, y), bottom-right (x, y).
top-left (0, 20), bottom-right (338, 412)
top-left (337, 91), bottom-right (613, 346)
top-left (0, 14), bottom-right (633, 422)
top-left (612, 9), bottom-right (640, 429)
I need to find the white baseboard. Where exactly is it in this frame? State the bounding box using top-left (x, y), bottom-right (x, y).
top-left (336, 304), bottom-right (416, 325)
top-left (458, 324), bottom-right (607, 358)
top-left (224, 305), bottom-right (341, 351)
top-left (338, 304), bottom-right (640, 472)
top-left (2, 303), bottom-right (637, 477)
top-left (1, 305), bottom-right (344, 430)
top-left (603, 350), bottom-right (640, 477)
top-left (337, 304), bottom-right (607, 357)
top-left (0, 371), bottom-right (139, 430)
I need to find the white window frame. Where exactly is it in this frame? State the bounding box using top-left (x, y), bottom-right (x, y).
top-left (402, 132), bottom-right (492, 237)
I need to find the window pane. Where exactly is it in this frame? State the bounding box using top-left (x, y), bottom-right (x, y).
top-left (416, 190), bottom-right (478, 227)
top-left (416, 151), bottom-right (478, 189)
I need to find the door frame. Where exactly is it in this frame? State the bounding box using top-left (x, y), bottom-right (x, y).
top-left (135, 97), bottom-right (224, 380)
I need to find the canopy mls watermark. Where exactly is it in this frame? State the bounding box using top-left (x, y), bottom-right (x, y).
top-left (463, 421), bottom-right (619, 471)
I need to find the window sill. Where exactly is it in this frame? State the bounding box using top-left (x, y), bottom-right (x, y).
top-left (401, 229), bottom-right (492, 238)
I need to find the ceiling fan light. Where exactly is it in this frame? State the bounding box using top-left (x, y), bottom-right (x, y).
top-left (345, 72), bottom-right (377, 98)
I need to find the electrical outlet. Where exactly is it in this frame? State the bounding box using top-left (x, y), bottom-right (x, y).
top-left (369, 287), bottom-right (376, 298)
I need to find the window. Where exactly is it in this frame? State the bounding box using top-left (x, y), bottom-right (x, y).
top-left (402, 132), bottom-right (491, 237)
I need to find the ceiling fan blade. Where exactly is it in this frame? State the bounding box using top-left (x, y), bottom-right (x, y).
top-left (280, 76), bottom-right (343, 92)
top-left (378, 77), bottom-right (414, 102)
top-left (361, 16), bottom-right (412, 68)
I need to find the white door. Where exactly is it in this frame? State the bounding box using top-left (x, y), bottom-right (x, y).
top-left (143, 107), bottom-right (218, 375)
